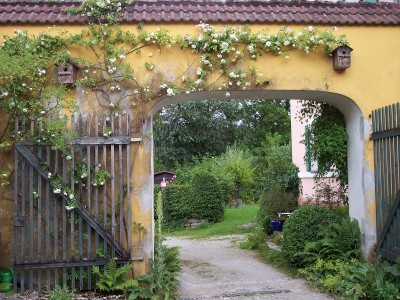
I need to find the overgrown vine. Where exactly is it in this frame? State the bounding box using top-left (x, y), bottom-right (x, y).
top-left (0, 0), bottom-right (350, 208)
top-left (297, 101), bottom-right (349, 205)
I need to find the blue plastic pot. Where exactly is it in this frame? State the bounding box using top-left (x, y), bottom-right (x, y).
top-left (270, 219), bottom-right (285, 232)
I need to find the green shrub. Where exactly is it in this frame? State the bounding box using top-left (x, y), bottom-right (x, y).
top-left (163, 184), bottom-right (192, 227)
top-left (257, 209), bottom-right (273, 235)
top-left (191, 169), bottom-right (224, 223)
top-left (299, 258), bottom-right (400, 299)
top-left (272, 233), bottom-right (283, 246)
top-left (48, 286), bottom-right (73, 300)
top-left (282, 205), bottom-right (341, 266)
top-left (295, 216), bottom-right (361, 266)
top-left (240, 227), bottom-right (266, 250)
top-left (260, 184), bottom-right (297, 218)
top-left (262, 144), bottom-right (301, 197)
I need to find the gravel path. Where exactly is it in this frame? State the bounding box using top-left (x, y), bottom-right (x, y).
top-left (165, 235), bottom-right (334, 300)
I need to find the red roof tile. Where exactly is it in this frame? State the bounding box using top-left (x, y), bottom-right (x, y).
top-left (0, 1), bottom-right (399, 25)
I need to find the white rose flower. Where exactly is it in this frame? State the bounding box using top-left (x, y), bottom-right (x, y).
top-left (166, 88), bottom-right (175, 96)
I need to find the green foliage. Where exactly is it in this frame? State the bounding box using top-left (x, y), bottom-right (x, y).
top-left (216, 145), bottom-right (254, 200)
top-left (272, 233), bottom-right (283, 246)
top-left (260, 185), bottom-right (298, 218)
top-left (255, 133), bottom-right (300, 198)
top-left (257, 209), bottom-right (273, 235)
top-left (299, 258), bottom-right (400, 299)
top-left (281, 205), bottom-right (341, 266)
top-left (163, 184), bottom-right (192, 227)
top-left (128, 245), bottom-right (181, 300)
top-left (48, 285), bottom-right (73, 300)
top-left (191, 169), bottom-right (224, 223)
top-left (129, 191), bottom-right (181, 300)
top-left (257, 133), bottom-right (300, 231)
top-left (240, 226), bottom-right (295, 275)
top-left (92, 258), bottom-right (138, 293)
top-left (299, 102), bottom-right (348, 189)
top-left (154, 100), bottom-right (290, 170)
top-left (240, 227), bottom-right (267, 250)
top-left (160, 161), bottom-right (227, 227)
top-left (0, 282), bottom-right (12, 293)
top-left (295, 216), bottom-right (361, 266)
top-left (67, 0), bottom-right (133, 24)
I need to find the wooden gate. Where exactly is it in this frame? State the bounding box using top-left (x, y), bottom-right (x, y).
top-left (13, 113), bottom-right (138, 292)
top-left (371, 103), bottom-right (400, 261)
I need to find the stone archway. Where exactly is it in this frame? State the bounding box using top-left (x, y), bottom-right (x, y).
top-left (151, 89), bottom-right (372, 257)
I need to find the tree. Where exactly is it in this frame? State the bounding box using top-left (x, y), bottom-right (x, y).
top-left (153, 99), bottom-right (291, 169)
top-left (216, 145), bottom-right (254, 201)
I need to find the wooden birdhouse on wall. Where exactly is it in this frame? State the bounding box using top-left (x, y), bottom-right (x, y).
top-left (332, 45), bottom-right (353, 70)
top-left (57, 61), bottom-right (78, 84)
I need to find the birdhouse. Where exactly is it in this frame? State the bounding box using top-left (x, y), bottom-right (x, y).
top-left (57, 61), bottom-right (78, 84)
top-left (332, 45), bottom-right (353, 70)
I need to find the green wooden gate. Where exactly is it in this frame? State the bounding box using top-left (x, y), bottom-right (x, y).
top-left (13, 113), bottom-right (140, 292)
top-left (371, 103), bottom-right (400, 261)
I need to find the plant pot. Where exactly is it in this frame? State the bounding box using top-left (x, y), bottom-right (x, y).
top-left (270, 219), bottom-right (285, 232)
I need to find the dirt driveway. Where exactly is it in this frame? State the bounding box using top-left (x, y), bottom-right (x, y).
top-left (165, 235), bottom-right (333, 300)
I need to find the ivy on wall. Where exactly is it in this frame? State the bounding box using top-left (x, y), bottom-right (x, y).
top-left (0, 0), bottom-right (350, 206)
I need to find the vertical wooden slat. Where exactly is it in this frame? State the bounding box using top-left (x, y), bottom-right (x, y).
top-left (13, 117), bottom-right (19, 292)
top-left (111, 115), bottom-right (116, 257)
top-left (70, 114), bottom-right (76, 291)
top-left (126, 114), bottom-right (131, 250)
top-left (102, 115), bottom-right (108, 256)
top-left (391, 110), bottom-right (396, 254)
top-left (118, 115), bottom-right (123, 245)
top-left (126, 114), bottom-right (132, 252)
top-left (62, 116), bottom-right (67, 287)
top-left (37, 119), bottom-right (43, 291)
top-left (20, 115), bottom-right (26, 292)
top-left (28, 117), bottom-right (34, 291)
top-left (395, 104), bottom-right (400, 254)
top-left (78, 114), bottom-right (84, 290)
top-left (54, 147), bottom-right (59, 287)
top-left (45, 118), bottom-right (51, 288)
top-left (86, 114), bottom-right (92, 290)
top-left (381, 107), bottom-right (387, 236)
top-left (94, 115), bottom-right (99, 254)
top-left (383, 106), bottom-right (390, 253)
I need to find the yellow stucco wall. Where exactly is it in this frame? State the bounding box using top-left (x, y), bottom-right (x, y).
top-left (0, 22), bottom-right (399, 268)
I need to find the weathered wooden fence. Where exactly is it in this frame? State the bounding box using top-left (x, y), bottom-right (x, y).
top-left (371, 103), bottom-right (400, 261)
top-left (13, 113), bottom-right (138, 292)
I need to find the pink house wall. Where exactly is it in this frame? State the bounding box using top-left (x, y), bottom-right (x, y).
top-left (290, 100), bottom-right (340, 204)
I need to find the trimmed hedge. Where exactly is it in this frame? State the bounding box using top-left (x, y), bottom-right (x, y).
top-left (191, 169), bottom-right (224, 223)
top-left (162, 170), bottom-right (225, 227)
top-left (282, 205), bottom-right (342, 266)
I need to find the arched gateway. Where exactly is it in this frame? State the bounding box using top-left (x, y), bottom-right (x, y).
top-left (0, 0), bottom-right (399, 288)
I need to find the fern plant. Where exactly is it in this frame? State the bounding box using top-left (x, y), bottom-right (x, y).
top-left (92, 258), bottom-right (138, 293)
top-left (296, 216), bottom-right (361, 266)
